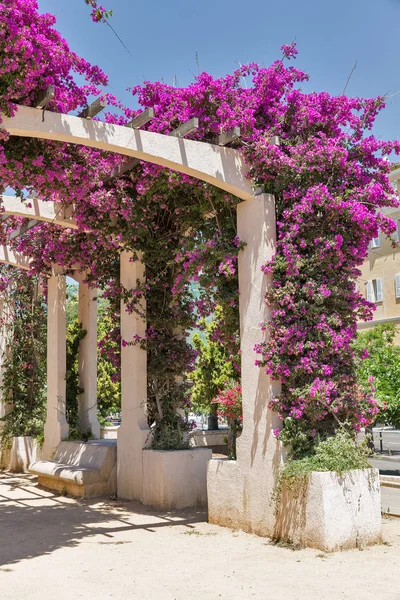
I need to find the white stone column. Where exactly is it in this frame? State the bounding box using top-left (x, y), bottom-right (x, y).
top-left (78, 280), bottom-right (100, 438)
top-left (235, 193), bottom-right (281, 466)
top-left (207, 193), bottom-right (282, 536)
top-left (42, 270), bottom-right (68, 459)
top-left (0, 297), bottom-right (12, 427)
top-left (117, 251), bottom-right (150, 501)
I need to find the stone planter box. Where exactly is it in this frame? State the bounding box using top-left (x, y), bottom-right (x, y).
top-left (100, 426), bottom-right (119, 440)
top-left (142, 447), bottom-right (212, 510)
top-left (274, 468), bottom-right (382, 551)
top-left (1, 436), bottom-right (42, 473)
top-left (189, 428), bottom-right (228, 449)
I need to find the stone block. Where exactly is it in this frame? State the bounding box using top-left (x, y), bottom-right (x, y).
top-left (208, 462), bottom-right (382, 551)
top-left (189, 429), bottom-right (228, 448)
top-left (143, 448), bottom-right (212, 510)
top-left (274, 468), bottom-right (382, 551)
top-left (100, 426), bottom-right (119, 440)
top-left (29, 439), bottom-right (117, 498)
top-left (1, 436), bottom-right (42, 473)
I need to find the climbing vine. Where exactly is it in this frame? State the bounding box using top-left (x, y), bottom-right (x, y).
top-left (0, 2), bottom-right (398, 455)
top-left (0, 266), bottom-right (47, 444)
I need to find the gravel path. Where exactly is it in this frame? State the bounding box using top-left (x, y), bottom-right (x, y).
top-left (1, 472), bottom-right (400, 600)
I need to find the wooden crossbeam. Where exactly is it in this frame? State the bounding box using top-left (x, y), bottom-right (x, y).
top-left (170, 117), bottom-right (199, 138)
top-left (126, 108), bottom-right (155, 129)
top-left (35, 86), bottom-right (55, 109)
top-left (78, 98), bottom-right (106, 119)
top-left (212, 127), bottom-right (241, 146)
top-left (9, 219), bottom-right (40, 240)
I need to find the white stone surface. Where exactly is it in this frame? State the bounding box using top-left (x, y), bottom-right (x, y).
top-left (0, 296), bottom-right (11, 424)
top-left (143, 448), bottom-right (212, 509)
top-left (30, 440), bottom-right (117, 498)
top-left (1, 195), bottom-right (77, 228)
top-left (0, 245), bottom-right (32, 270)
top-left (2, 105), bottom-right (253, 201)
top-left (189, 429), bottom-right (228, 448)
top-left (42, 271), bottom-right (69, 459)
top-left (207, 193), bottom-right (282, 537)
top-left (1, 436), bottom-right (42, 472)
top-left (100, 426), bottom-right (119, 440)
top-left (274, 469), bottom-right (382, 551)
top-left (117, 251), bottom-right (150, 501)
top-left (77, 278), bottom-right (100, 438)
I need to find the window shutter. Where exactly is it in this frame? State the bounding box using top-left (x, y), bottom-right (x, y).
top-left (366, 280), bottom-right (374, 302)
top-left (395, 274), bottom-right (400, 299)
top-left (393, 222), bottom-right (399, 242)
top-left (376, 278), bottom-right (383, 302)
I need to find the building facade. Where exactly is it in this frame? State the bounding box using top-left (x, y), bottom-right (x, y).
top-left (358, 167), bottom-right (400, 338)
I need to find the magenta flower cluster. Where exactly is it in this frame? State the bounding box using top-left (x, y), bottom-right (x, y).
top-left (0, 0), bottom-right (398, 450)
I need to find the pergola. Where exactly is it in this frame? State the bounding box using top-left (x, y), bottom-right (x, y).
top-left (0, 102), bottom-right (278, 536)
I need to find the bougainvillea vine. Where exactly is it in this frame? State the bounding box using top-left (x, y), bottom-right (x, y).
top-left (0, 2), bottom-right (398, 453)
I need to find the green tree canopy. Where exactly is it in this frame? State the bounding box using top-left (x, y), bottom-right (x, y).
top-left (354, 323), bottom-right (400, 428)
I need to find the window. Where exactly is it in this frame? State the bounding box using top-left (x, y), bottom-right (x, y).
top-left (366, 278), bottom-right (383, 303)
top-left (369, 235), bottom-right (380, 249)
top-left (395, 274), bottom-right (400, 299)
top-left (393, 220), bottom-right (400, 242)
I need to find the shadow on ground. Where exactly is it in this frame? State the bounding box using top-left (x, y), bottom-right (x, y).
top-left (0, 472), bottom-right (206, 569)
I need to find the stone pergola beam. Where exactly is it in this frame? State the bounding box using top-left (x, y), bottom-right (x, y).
top-left (2, 106), bottom-right (254, 202)
top-left (1, 195), bottom-right (77, 229)
top-left (0, 246), bottom-right (32, 270)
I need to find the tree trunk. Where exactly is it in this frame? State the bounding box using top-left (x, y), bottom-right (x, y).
top-left (227, 418), bottom-right (237, 459)
top-left (207, 403), bottom-right (219, 430)
top-left (365, 424), bottom-right (375, 451)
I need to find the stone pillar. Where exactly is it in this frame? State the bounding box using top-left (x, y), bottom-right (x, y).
top-left (117, 251), bottom-right (150, 500)
top-left (207, 193), bottom-right (282, 536)
top-left (0, 297), bottom-right (12, 429)
top-left (42, 270), bottom-right (68, 459)
top-left (0, 299), bottom-right (12, 448)
top-left (78, 280), bottom-right (100, 438)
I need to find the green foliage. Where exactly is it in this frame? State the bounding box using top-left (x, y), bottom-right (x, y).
top-left (190, 308), bottom-right (239, 414)
top-left (67, 427), bottom-right (94, 442)
top-left (354, 323), bottom-right (400, 427)
top-left (97, 314), bottom-right (120, 425)
top-left (0, 270), bottom-right (47, 443)
top-left (277, 417), bottom-right (320, 458)
top-left (65, 313), bottom-right (121, 431)
top-left (150, 413), bottom-right (190, 450)
top-left (274, 429), bottom-right (373, 512)
top-left (66, 283), bottom-right (79, 326)
top-left (282, 429), bottom-right (372, 480)
top-left (66, 320), bottom-right (86, 428)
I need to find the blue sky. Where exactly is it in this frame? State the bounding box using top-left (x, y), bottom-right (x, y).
top-left (38, 0), bottom-right (400, 142)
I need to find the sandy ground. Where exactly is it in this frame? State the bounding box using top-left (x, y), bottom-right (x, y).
top-left (1, 473), bottom-right (400, 600)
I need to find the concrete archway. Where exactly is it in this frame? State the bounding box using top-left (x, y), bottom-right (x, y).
top-left (2, 106), bottom-right (254, 202)
top-left (2, 196), bottom-right (77, 229)
top-left (0, 245), bottom-right (32, 270)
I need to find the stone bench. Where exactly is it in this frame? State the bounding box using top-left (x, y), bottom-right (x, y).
top-left (29, 439), bottom-right (117, 498)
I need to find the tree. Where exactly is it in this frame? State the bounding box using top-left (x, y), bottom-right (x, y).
top-left (354, 323), bottom-right (400, 428)
top-left (0, 270), bottom-right (47, 443)
top-left (190, 308), bottom-right (240, 429)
